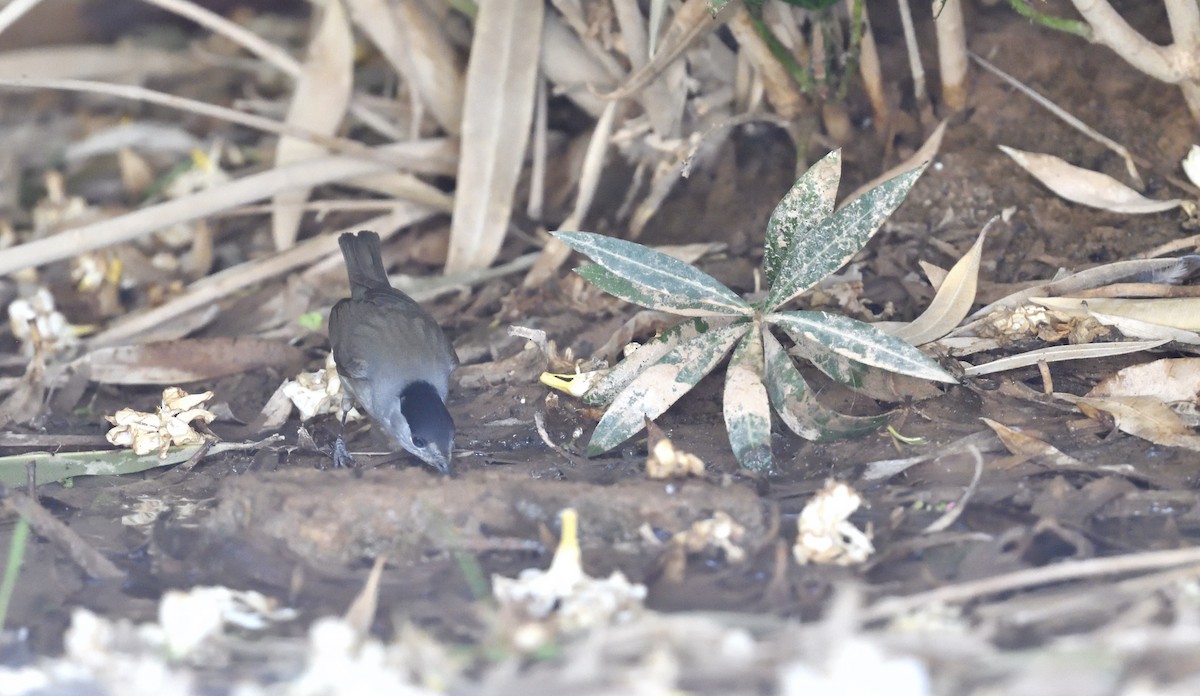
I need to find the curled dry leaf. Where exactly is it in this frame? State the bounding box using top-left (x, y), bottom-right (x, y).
top-left (1089, 357), bottom-right (1200, 403)
top-left (1059, 393), bottom-right (1200, 452)
top-left (671, 511), bottom-right (747, 563)
top-left (281, 352), bottom-right (363, 422)
top-left (889, 221), bottom-right (987, 346)
top-left (981, 417), bottom-right (1083, 467)
top-left (645, 417), bottom-right (706, 478)
top-left (1184, 145), bottom-right (1200, 188)
top-left (999, 145), bottom-right (1182, 214)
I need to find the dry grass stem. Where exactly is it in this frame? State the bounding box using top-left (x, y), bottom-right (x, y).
top-left (0, 149), bottom-right (450, 277)
top-left (88, 208), bottom-right (433, 346)
top-left (0, 77), bottom-right (391, 165)
top-left (865, 546), bottom-right (1200, 622)
top-left (933, 0), bottom-right (968, 110)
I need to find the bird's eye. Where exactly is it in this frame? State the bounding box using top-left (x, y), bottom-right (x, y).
top-left (412, 437), bottom-right (428, 448)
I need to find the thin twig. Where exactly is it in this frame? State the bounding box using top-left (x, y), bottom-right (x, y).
top-left (88, 209), bottom-right (431, 346)
top-left (863, 545), bottom-right (1200, 623)
top-left (137, 0), bottom-right (399, 138)
top-left (922, 445), bottom-right (983, 533)
top-left (0, 153), bottom-right (448, 277)
top-left (3, 490), bottom-right (124, 579)
top-left (969, 51), bottom-right (1143, 188)
top-left (0, 0), bottom-right (42, 37)
top-left (0, 77), bottom-right (391, 166)
top-left (533, 411), bottom-right (589, 466)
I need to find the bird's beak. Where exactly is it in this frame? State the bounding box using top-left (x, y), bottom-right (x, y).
top-left (428, 451), bottom-right (452, 476)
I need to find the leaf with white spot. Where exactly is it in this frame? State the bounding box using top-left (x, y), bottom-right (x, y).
top-left (765, 165), bottom-right (926, 311)
top-left (583, 316), bottom-right (736, 406)
top-left (770, 311), bottom-right (956, 382)
top-left (764, 149), bottom-right (840, 285)
top-left (762, 330), bottom-right (887, 441)
top-left (557, 231), bottom-right (753, 316)
top-left (587, 322), bottom-right (748, 455)
top-left (789, 339), bottom-right (943, 401)
top-left (723, 326), bottom-right (772, 470)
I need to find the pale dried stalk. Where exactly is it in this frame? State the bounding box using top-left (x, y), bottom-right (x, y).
top-left (727, 5), bottom-right (804, 120)
top-left (522, 101), bottom-right (619, 288)
top-left (138, 0), bottom-right (395, 137)
top-left (897, 0), bottom-right (926, 104)
top-left (933, 0), bottom-right (968, 110)
top-left (447, 0), bottom-right (544, 272)
top-left (90, 209), bottom-right (433, 346)
top-left (527, 75), bottom-right (548, 220)
top-left (139, 0), bottom-right (299, 76)
top-left (0, 148), bottom-right (450, 277)
top-left (271, 0), bottom-right (354, 250)
top-left (613, 0), bottom-right (685, 137)
top-left (854, 0), bottom-right (889, 134)
top-left (0, 77), bottom-right (384, 164)
top-left (0, 0), bottom-right (44, 37)
top-left (0, 44), bottom-right (196, 81)
top-left (346, 0), bottom-right (464, 135)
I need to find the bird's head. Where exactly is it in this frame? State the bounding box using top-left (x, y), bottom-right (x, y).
top-left (384, 381), bottom-right (454, 474)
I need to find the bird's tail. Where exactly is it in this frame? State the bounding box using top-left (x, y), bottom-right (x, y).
top-left (338, 231), bottom-right (391, 297)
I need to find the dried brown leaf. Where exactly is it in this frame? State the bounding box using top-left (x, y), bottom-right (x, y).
top-left (347, 0), bottom-right (463, 134)
top-left (271, 0), bottom-right (354, 250)
top-left (1090, 357), bottom-right (1200, 402)
top-left (1000, 145), bottom-right (1182, 214)
top-left (891, 220), bottom-right (986, 345)
top-left (1061, 394), bottom-right (1200, 452)
top-left (78, 339), bottom-right (308, 385)
top-left (1031, 296), bottom-right (1200, 331)
top-left (447, 0), bottom-right (545, 272)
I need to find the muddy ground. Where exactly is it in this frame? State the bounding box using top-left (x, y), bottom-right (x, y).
top-left (1, 1), bottom-right (1199, 694)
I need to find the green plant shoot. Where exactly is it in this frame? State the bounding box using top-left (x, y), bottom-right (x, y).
top-left (554, 149), bottom-right (957, 470)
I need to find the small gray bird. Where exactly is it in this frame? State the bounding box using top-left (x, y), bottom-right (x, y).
top-left (329, 231), bottom-right (458, 473)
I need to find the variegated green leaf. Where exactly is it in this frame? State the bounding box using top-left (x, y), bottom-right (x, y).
top-left (723, 326), bottom-right (772, 470)
top-left (764, 165), bottom-right (927, 311)
top-left (789, 337), bottom-right (868, 389)
top-left (764, 149), bottom-right (841, 285)
top-left (789, 339), bottom-right (943, 402)
top-left (583, 316), bottom-right (739, 406)
top-left (556, 231), bottom-right (752, 317)
top-left (762, 329), bottom-right (887, 441)
top-left (769, 311), bottom-right (956, 383)
top-left (587, 322), bottom-right (749, 455)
